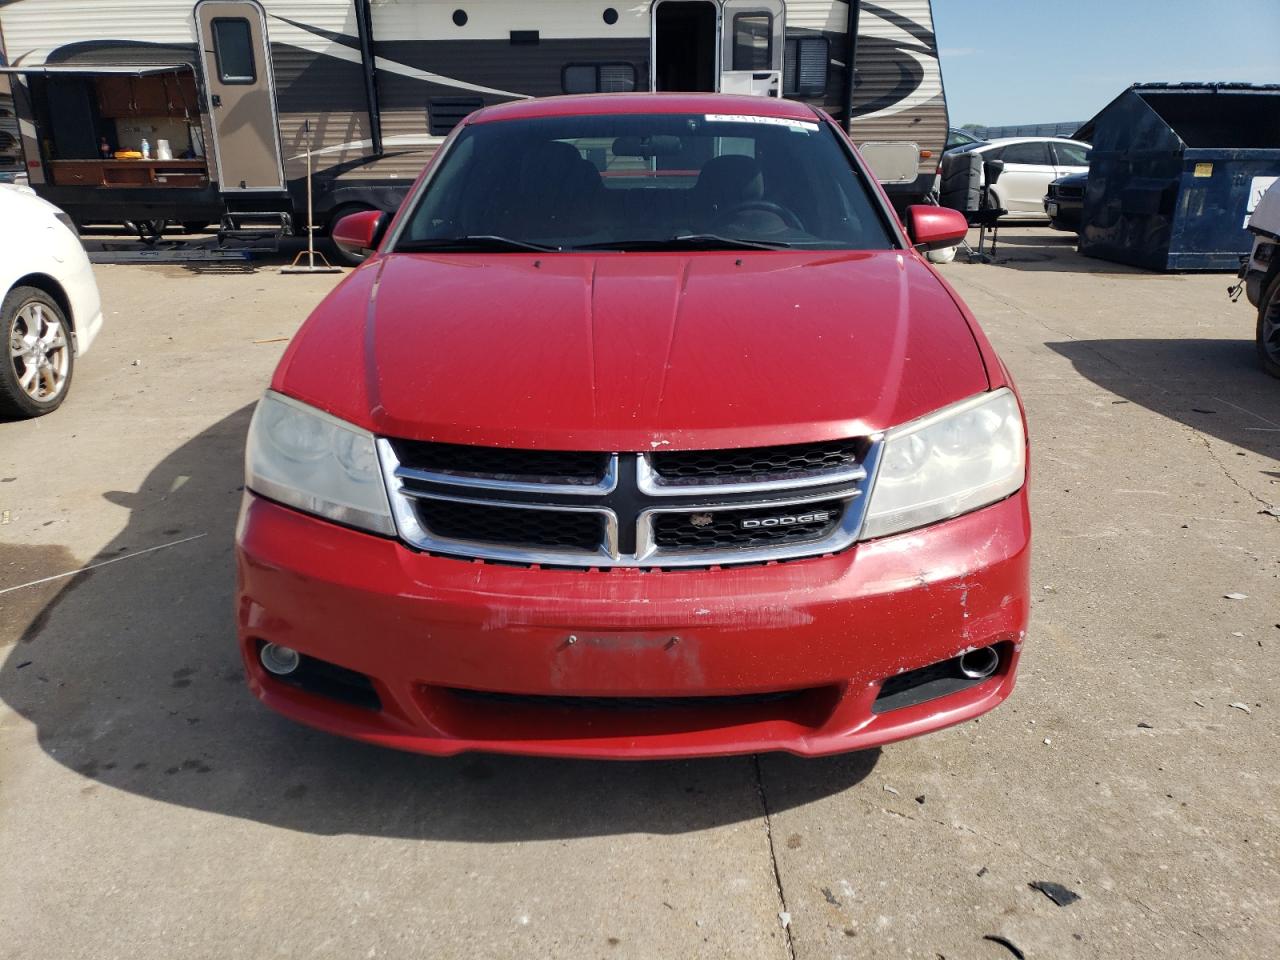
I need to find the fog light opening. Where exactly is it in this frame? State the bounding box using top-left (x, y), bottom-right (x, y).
top-left (260, 643), bottom-right (302, 677)
top-left (958, 645), bottom-right (1000, 680)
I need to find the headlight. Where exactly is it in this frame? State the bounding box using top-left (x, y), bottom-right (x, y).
top-left (861, 388), bottom-right (1025, 539)
top-left (245, 391), bottom-right (394, 535)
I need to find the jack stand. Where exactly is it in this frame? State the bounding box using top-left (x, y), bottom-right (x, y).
top-left (282, 122), bottom-right (342, 275)
top-left (966, 218), bottom-right (1001, 264)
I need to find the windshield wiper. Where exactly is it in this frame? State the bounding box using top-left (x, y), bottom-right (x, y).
top-left (573, 234), bottom-right (792, 252)
top-left (395, 235), bottom-right (561, 253)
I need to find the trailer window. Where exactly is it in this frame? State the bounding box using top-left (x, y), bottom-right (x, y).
top-left (783, 37), bottom-right (828, 97)
top-left (562, 63), bottom-right (638, 95)
top-left (732, 14), bottom-right (773, 71)
top-left (212, 18), bottom-right (256, 84)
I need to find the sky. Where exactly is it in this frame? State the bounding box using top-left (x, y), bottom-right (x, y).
top-left (932, 0), bottom-right (1280, 126)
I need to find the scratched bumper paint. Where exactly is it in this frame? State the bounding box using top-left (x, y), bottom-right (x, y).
top-left (235, 491), bottom-right (1031, 759)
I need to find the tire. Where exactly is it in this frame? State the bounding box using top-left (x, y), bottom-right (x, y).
top-left (0, 285), bottom-right (75, 419)
top-left (1257, 269), bottom-right (1280, 379)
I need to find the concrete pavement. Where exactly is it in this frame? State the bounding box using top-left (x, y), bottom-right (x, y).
top-left (1, 228), bottom-right (1277, 958)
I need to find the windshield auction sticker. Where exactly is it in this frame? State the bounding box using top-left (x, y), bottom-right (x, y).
top-left (704, 114), bottom-right (819, 130)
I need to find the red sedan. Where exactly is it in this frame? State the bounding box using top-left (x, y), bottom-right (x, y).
top-left (236, 93), bottom-right (1030, 759)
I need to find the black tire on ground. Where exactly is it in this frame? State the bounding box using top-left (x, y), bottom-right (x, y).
top-left (325, 203), bottom-right (378, 266)
top-left (0, 285), bottom-right (75, 420)
top-left (1256, 268), bottom-right (1280, 379)
top-left (182, 221), bottom-right (212, 234)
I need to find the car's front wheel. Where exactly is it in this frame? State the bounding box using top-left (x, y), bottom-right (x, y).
top-left (1, 285), bottom-right (75, 419)
top-left (1258, 269), bottom-right (1280, 379)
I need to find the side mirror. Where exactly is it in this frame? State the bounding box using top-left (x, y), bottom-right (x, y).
top-left (332, 210), bottom-right (390, 262)
top-left (905, 205), bottom-right (968, 252)
top-left (984, 158), bottom-right (1005, 185)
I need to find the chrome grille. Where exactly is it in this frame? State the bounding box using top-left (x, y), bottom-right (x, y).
top-left (378, 437), bottom-right (881, 568)
top-left (392, 440), bottom-right (610, 486)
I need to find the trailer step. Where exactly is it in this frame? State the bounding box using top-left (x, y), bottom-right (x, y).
top-left (82, 234), bottom-right (281, 264)
top-left (218, 209), bottom-right (293, 248)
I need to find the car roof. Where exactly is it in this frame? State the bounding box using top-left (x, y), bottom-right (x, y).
top-left (469, 93), bottom-right (822, 125)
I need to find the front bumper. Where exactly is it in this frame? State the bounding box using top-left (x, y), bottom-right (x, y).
top-left (1044, 198), bottom-right (1083, 230)
top-left (235, 491), bottom-right (1031, 759)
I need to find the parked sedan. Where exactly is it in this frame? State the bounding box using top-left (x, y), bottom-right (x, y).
top-left (954, 137), bottom-right (1090, 217)
top-left (1044, 172), bottom-right (1088, 232)
top-left (237, 93), bottom-right (1029, 760)
top-left (0, 185), bottom-right (103, 418)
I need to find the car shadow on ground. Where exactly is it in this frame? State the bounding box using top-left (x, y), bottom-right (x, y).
top-left (1047, 337), bottom-right (1280, 463)
top-left (960, 228), bottom-right (1162, 276)
top-left (0, 405), bottom-right (877, 840)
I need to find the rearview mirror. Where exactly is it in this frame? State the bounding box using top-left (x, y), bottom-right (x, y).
top-left (905, 205), bottom-right (968, 252)
top-left (332, 210), bottom-right (390, 262)
top-left (611, 135), bottom-right (683, 158)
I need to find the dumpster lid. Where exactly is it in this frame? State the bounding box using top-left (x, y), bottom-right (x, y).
top-left (1076, 82), bottom-right (1280, 146)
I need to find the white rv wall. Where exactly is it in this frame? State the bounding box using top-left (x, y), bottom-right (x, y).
top-left (0, 0), bottom-right (355, 64)
top-left (370, 1), bottom-right (650, 40)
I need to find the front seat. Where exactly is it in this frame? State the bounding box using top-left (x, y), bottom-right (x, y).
top-left (514, 141), bottom-right (602, 237)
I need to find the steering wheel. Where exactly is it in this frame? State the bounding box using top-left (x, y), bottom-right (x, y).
top-left (713, 200), bottom-right (804, 232)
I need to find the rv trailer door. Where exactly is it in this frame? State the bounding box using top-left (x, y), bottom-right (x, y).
top-left (195, 0), bottom-right (285, 192)
top-left (720, 0), bottom-right (783, 97)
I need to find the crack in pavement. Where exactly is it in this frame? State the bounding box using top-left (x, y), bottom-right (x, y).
top-left (752, 755), bottom-right (795, 960)
top-left (1191, 431), bottom-right (1274, 511)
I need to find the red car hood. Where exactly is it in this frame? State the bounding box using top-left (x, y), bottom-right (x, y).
top-left (274, 250), bottom-right (989, 450)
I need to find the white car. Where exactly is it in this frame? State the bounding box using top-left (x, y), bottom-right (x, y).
top-left (955, 137), bottom-right (1091, 217)
top-left (1241, 178), bottom-right (1280, 378)
top-left (1, 184), bottom-right (103, 418)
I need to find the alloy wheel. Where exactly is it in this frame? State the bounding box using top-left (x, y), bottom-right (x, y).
top-left (8, 299), bottom-right (70, 403)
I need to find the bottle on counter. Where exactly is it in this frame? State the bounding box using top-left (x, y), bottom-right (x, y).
top-left (99, 137), bottom-right (111, 159)
top-left (141, 138), bottom-right (151, 160)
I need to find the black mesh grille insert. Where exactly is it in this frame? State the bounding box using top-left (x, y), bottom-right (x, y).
top-left (1056, 184), bottom-right (1084, 199)
top-left (445, 688), bottom-right (807, 711)
top-left (651, 440), bottom-right (863, 486)
top-left (394, 440), bottom-right (609, 485)
top-left (415, 499), bottom-right (603, 551)
top-left (652, 500), bottom-right (844, 550)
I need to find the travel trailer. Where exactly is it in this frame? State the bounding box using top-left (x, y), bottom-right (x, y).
top-left (0, 1), bottom-right (947, 245)
top-left (0, 48), bottom-right (24, 177)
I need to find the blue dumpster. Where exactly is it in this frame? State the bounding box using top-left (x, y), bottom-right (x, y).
top-left (1076, 83), bottom-right (1280, 271)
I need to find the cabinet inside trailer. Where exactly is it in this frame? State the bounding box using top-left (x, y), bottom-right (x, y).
top-left (22, 66), bottom-right (209, 188)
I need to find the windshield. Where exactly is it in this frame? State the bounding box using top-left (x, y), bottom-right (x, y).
top-left (394, 112), bottom-right (897, 252)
